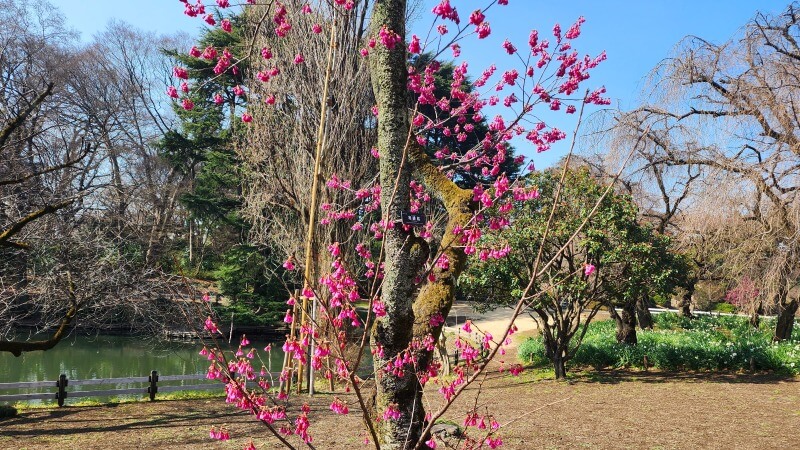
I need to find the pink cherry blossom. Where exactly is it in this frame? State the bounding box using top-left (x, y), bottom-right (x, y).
top-left (469, 9), bottom-right (485, 26)
top-left (173, 66), bottom-right (188, 79)
top-left (378, 26), bottom-right (401, 49)
top-left (476, 21), bottom-right (491, 38)
top-left (502, 39), bottom-right (516, 54)
top-left (204, 316), bottom-right (218, 333)
top-left (408, 34), bottom-right (421, 54)
top-left (201, 46), bottom-right (217, 60)
top-left (432, 0), bottom-right (460, 24)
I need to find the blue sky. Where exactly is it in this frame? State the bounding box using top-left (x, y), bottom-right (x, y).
top-left (56, 0), bottom-right (788, 166)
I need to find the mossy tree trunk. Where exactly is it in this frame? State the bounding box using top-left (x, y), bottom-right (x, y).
top-left (367, 2), bottom-right (474, 447)
top-left (368, 1), bottom-right (424, 446)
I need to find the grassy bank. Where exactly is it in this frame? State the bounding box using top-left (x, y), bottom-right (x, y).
top-left (519, 313), bottom-right (800, 374)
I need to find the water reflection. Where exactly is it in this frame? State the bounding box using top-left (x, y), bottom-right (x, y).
top-left (0, 334), bottom-right (283, 404)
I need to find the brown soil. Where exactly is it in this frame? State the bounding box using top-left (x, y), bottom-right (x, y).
top-left (1, 369), bottom-right (798, 450)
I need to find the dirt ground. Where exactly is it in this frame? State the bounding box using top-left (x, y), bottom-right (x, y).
top-left (2, 369), bottom-right (798, 450)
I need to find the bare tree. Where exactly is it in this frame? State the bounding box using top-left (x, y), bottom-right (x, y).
top-left (0, 1), bottom-right (192, 355)
top-left (242, 0), bottom-right (376, 278)
top-left (67, 23), bottom-right (193, 267)
top-left (610, 3), bottom-right (800, 339)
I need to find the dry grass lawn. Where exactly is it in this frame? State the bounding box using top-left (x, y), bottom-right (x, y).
top-left (1, 369), bottom-right (798, 449)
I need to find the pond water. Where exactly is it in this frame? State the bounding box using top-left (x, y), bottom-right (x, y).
top-left (0, 333), bottom-right (284, 405)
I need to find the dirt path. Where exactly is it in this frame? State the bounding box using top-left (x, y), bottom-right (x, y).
top-left (444, 302), bottom-right (610, 348)
top-left (2, 370), bottom-right (797, 449)
top-left (444, 302), bottom-right (538, 345)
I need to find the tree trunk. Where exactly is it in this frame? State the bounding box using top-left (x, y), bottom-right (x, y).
top-left (749, 301), bottom-right (763, 329)
top-left (774, 298), bottom-right (798, 342)
top-left (678, 280), bottom-right (695, 318)
top-left (616, 301), bottom-right (638, 344)
top-left (636, 296), bottom-right (654, 330)
top-left (102, 133), bottom-right (126, 231)
top-left (552, 351), bottom-right (567, 380)
top-left (541, 330), bottom-right (568, 380)
top-left (368, 1), bottom-right (430, 448)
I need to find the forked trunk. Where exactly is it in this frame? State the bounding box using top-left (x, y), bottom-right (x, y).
top-left (774, 298), bottom-right (798, 342)
top-left (615, 301), bottom-right (638, 344)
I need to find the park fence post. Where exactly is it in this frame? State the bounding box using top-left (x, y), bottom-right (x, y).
top-left (147, 370), bottom-right (158, 401)
top-left (56, 374), bottom-right (68, 407)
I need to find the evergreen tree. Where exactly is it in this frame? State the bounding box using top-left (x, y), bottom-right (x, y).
top-left (413, 53), bottom-right (522, 188)
top-left (159, 13), bottom-right (286, 325)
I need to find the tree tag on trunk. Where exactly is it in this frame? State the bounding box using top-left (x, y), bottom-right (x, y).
top-left (400, 211), bottom-right (426, 226)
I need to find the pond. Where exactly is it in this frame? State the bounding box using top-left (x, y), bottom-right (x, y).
top-left (0, 333), bottom-right (285, 405)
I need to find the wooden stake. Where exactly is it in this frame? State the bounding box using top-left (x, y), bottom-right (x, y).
top-left (298, 15), bottom-right (338, 396)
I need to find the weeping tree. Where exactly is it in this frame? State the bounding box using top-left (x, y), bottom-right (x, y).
top-left (614, 3), bottom-right (800, 340)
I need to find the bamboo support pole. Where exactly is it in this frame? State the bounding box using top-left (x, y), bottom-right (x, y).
top-left (298, 14), bottom-right (337, 396)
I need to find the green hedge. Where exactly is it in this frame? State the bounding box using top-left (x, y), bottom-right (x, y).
top-left (518, 314), bottom-right (800, 375)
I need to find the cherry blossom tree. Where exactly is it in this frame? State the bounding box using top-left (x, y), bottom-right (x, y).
top-left (173, 0), bottom-right (609, 448)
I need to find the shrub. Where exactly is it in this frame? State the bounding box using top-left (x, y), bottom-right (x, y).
top-left (517, 338), bottom-right (548, 367)
top-left (518, 313), bottom-right (800, 375)
top-left (0, 405), bottom-right (17, 418)
top-left (712, 302), bottom-right (736, 314)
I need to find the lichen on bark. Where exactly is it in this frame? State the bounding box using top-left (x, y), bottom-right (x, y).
top-left (366, 2), bottom-right (477, 447)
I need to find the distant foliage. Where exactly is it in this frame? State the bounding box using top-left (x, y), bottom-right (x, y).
top-left (711, 302), bottom-right (736, 314)
top-left (211, 245), bottom-right (288, 326)
top-left (519, 314), bottom-right (800, 375)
